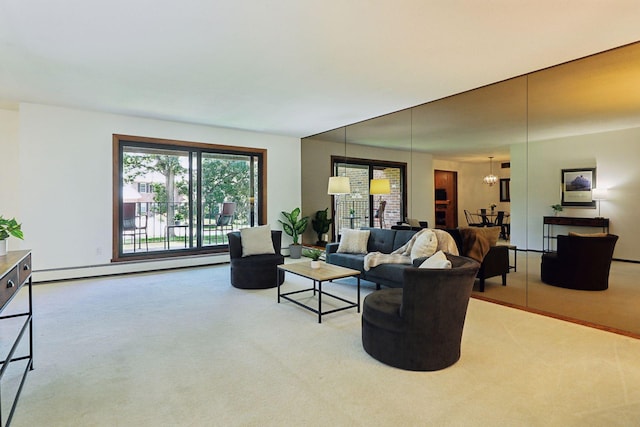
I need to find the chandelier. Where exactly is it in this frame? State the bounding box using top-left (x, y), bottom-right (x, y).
top-left (483, 156), bottom-right (498, 186)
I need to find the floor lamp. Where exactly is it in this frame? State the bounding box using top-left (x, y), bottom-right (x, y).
top-left (370, 179), bottom-right (390, 228)
top-left (328, 176), bottom-right (351, 241)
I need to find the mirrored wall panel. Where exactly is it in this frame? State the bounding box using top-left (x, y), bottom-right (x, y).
top-left (302, 41), bottom-right (640, 336)
top-left (526, 42), bottom-right (640, 334)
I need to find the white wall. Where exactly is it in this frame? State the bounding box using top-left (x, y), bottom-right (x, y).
top-left (12, 103), bottom-right (300, 280)
top-left (527, 127), bottom-right (640, 260)
top-left (0, 108), bottom-right (20, 226)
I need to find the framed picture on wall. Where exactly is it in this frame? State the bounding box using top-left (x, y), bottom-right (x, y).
top-left (499, 178), bottom-right (510, 202)
top-left (561, 167), bottom-right (596, 207)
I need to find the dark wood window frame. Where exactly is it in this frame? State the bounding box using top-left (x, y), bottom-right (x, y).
top-left (330, 156), bottom-right (408, 228)
top-left (112, 134), bottom-right (268, 262)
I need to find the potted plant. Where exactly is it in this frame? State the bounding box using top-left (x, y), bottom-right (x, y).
top-left (303, 248), bottom-right (324, 268)
top-left (490, 203), bottom-right (497, 213)
top-left (551, 204), bottom-right (563, 216)
top-left (311, 208), bottom-right (332, 246)
top-left (278, 207), bottom-right (309, 259)
top-left (0, 216), bottom-right (24, 256)
top-left (173, 212), bottom-right (185, 225)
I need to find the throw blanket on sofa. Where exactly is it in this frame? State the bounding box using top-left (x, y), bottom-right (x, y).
top-left (363, 228), bottom-right (459, 271)
top-left (363, 252), bottom-right (412, 271)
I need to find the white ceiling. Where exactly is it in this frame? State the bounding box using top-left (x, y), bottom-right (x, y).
top-left (2, 1), bottom-right (640, 138)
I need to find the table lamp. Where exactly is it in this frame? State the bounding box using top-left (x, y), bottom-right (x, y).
top-left (592, 187), bottom-right (608, 218)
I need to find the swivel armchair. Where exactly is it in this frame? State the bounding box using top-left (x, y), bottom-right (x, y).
top-left (541, 234), bottom-right (618, 290)
top-left (228, 230), bottom-right (285, 289)
top-left (362, 254), bottom-right (480, 371)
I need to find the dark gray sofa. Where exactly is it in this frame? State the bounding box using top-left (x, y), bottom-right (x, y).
top-left (326, 227), bottom-right (509, 291)
top-left (326, 228), bottom-right (418, 289)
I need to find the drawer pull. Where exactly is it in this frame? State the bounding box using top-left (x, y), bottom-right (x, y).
top-left (7, 280), bottom-right (15, 288)
top-left (23, 264), bottom-right (30, 271)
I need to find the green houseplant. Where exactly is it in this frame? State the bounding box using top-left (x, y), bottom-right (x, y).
top-left (311, 208), bottom-right (332, 246)
top-left (551, 204), bottom-right (563, 216)
top-left (173, 211), bottom-right (185, 224)
top-left (303, 248), bottom-right (324, 268)
top-left (302, 248), bottom-right (323, 261)
top-left (0, 216), bottom-right (24, 256)
top-left (278, 208), bottom-right (309, 259)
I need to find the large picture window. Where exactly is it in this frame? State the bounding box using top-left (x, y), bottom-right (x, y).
top-left (113, 135), bottom-right (266, 261)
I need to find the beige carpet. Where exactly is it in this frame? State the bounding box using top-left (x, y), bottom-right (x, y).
top-left (3, 262), bottom-right (640, 426)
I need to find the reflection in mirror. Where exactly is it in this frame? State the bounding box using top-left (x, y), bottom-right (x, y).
top-left (301, 41), bottom-right (640, 337)
top-left (301, 126), bottom-right (347, 244)
top-left (527, 42), bottom-right (640, 335)
top-left (345, 110), bottom-right (412, 226)
top-left (411, 77), bottom-right (527, 306)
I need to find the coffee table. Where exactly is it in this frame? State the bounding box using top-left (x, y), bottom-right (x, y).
top-left (277, 262), bottom-right (361, 323)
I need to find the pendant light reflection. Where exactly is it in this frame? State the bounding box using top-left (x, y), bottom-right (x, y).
top-left (327, 127), bottom-right (351, 195)
top-left (327, 176), bottom-right (351, 194)
top-left (483, 156), bottom-right (498, 186)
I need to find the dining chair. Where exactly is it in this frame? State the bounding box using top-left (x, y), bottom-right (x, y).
top-left (464, 210), bottom-right (484, 227)
top-left (122, 203), bottom-right (148, 251)
top-left (479, 208), bottom-right (492, 226)
top-left (494, 211), bottom-right (507, 239)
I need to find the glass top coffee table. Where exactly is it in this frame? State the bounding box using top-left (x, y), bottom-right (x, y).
top-left (277, 262), bottom-right (361, 323)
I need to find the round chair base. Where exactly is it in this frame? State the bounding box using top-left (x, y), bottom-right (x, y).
top-left (230, 255), bottom-right (284, 289)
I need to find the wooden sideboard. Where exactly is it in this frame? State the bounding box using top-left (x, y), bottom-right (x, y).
top-left (0, 250), bottom-right (33, 427)
top-left (543, 216), bottom-right (609, 252)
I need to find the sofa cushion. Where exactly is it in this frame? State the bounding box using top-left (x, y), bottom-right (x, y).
top-left (442, 228), bottom-right (464, 253)
top-left (240, 225), bottom-right (276, 257)
top-left (367, 228), bottom-right (396, 253)
top-left (337, 229), bottom-right (370, 254)
top-left (419, 250), bottom-right (452, 269)
top-left (393, 230), bottom-right (418, 252)
top-left (410, 229), bottom-right (438, 260)
top-left (432, 229), bottom-right (460, 255)
top-left (326, 252), bottom-right (365, 271)
top-left (568, 232), bottom-right (608, 237)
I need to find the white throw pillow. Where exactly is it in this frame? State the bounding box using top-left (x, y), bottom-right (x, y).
top-left (240, 225), bottom-right (275, 257)
top-left (410, 229), bottom-right (438, 260)
top-left (337, 229), bottom-right (370, 254)
top-left (419, 250), bottom-right (452, 269)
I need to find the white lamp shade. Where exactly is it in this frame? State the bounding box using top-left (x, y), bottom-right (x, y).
top-left (328, 176), bottom-right (351, 195)
top-left (592, 187), bottom-right (608, 200)
top-left (370, 178), bottom-right (391, 195)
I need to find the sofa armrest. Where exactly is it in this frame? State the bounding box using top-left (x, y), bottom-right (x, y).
top-left (325, 242), bottom-right (339, 255)
top-left (227, 232), bottom-right (243, 259)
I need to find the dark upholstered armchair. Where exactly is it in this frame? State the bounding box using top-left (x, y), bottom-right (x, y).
top-left (444, 228), bottom-right (510, 292)
top-left (541, 234), bottom-right (618, 291)
top-left (477, 245), bottom-right (509, 292)
top-left (362, 254), bottom-right (480, 371)
top-left (228, 230), bottom-right (285, 289)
